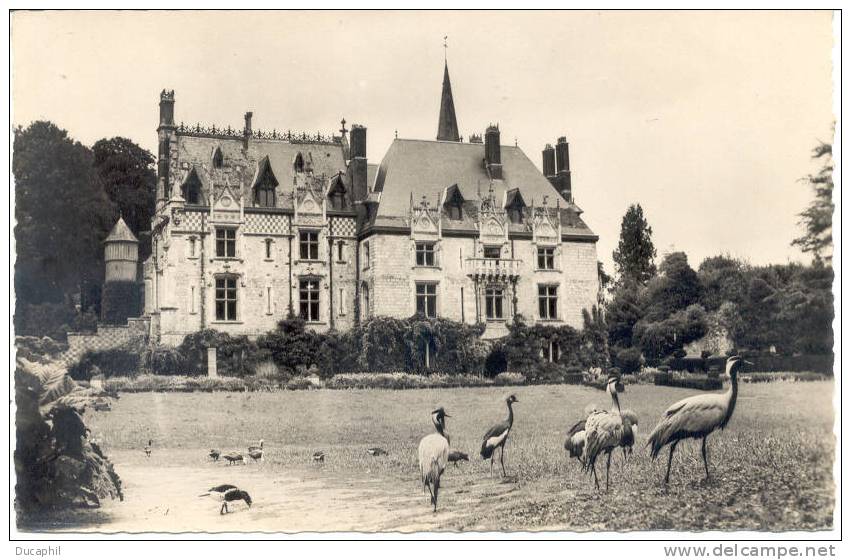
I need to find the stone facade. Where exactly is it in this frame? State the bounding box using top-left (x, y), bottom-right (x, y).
top-left (143, 65), bottom-right (600, 346)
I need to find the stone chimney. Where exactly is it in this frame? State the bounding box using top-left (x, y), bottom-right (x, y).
top-left (349, 124), bottom-right (368, 202)
top-left (484, 125), bottom-right (502, 180)
top-left (542, 144), bottom-right (555, 178)
top-left (243, 111), bottom-right (253, 149)
top-left (158, 89), bottom-right (175, 129)
top-left (157, 90), bottom-right (175, 203)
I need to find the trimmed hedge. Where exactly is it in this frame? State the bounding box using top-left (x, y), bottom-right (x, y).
top-left (654, 372), bottom-right (723, 391)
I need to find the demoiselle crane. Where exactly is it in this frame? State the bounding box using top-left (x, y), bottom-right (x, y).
top-left (647, 355), bottom-right (751, 484)
top-left (480, 394), bottom-right (519, 478)
top-left (582, 374), bottom-right (629, 491)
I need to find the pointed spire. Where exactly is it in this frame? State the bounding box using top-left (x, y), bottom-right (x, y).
top-left (436, 61), bottom-right (461, 142)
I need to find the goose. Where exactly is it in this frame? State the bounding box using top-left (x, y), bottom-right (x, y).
top-left (199, 485), bottom-right (251, 514)
top-left (367, 447), bottom-right (388, 456)
top-left (223, 452), bottom-right (247, 465)
top-left (312, 451), bottom-right (325, 463)
top-left (447, 450), bottom-right (469, 467)
top-left (209, 449), bottom-right (220, 461)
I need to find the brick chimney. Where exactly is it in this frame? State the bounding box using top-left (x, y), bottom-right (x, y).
top-left (484, 125), bottom-right (502, 180)
top-left (542, 144), bottom-right (555, 178)
top-left (157, 90), bottom-right (175, 203)
top-left (554, 136), bottom-right (572, 202)
top-left (349, 124), bottom-right (368, 202)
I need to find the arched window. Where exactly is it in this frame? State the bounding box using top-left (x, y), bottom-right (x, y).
top-left (253, 156), bottom-right (279, 208)
top-left (181, 168), bottom-right (204, 205)
top-left (328, 177), bottom-right (347, 211)
top-left (294, 152), bottom-right (304, 173)
top-left (505, 189), bottom-right (526, 224)
top-left (213, 147), bottom-right (224, 169)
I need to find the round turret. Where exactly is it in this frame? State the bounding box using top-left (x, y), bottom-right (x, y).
top-left (104, 217), bottom-right (139, 283)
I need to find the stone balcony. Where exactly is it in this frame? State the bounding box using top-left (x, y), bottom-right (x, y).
top-left (465, 258), bottom-right (522, 281)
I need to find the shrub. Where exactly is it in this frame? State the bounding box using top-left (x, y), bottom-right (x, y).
top-left (142, 345), bottom-right (185, 376)
top-left (614, 347), bottom-right (642, 374)
top-left (286, 377), bottom-right (317, 391)
top-left (654, 372), bottom-right (723, 391)
top-left (67, 346), bottom-right (141, 380)
top-left (15, 302), bottom-right (85, 341)
top-left (494, 372), bottom-right (526, 386)
top-left (253, 360), bottom-right (284, 381)
top-left (15, 336), bottom-right (68, 363)
top-left (100, 281), bottom-right (142, 325)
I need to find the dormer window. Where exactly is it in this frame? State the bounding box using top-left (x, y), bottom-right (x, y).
top-left (252, 156), bottom-right (278, 208)
top-left (505, 188), bottom-right (527, 225)
top-left (328, 176), bottom-right (347, 211)
top-left (181, 168), bottom-right (204, 205)
top-left (294, 152), bottom-right (305, 173)
top-left (213, 147), bottom-right (224, 169)
top-left (443, 184), bottom-right (465, 221)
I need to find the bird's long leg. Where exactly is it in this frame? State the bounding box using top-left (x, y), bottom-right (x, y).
top-left (433, 479), bottom-right (440, 513)
top-left (591, 459), bottom-right (600, 490)
top-left (499, 445), bottom-right (507, 478)
top-left (605, 451), bottom-right (612, 492)
top-left (701, 436), bottom-right (710, 480)
top-left (664, 441), bottom-right (678, 484)
top-left (490, 454), bottom-right (494, 477)
top-left (220, 502), bottom-right (227, 515)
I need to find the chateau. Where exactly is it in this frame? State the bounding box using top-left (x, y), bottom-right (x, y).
top-left (142, 63), bottom-right (599, 345)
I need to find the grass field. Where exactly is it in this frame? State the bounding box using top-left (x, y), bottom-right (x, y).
top-left (45, 380), bottom-right (835, 532)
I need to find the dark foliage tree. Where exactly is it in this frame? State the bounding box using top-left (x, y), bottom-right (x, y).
top-left (92, 137), bottom-right (157, 260)
top-left (597, 261), bottom-right (612, 304)
top-left (612, 204), bottom-right (657, 286)
top-left (644, 251), bottom-right (701, 321)
top-left (13, 122), bottom-right (115, 306)
top-left (792, 142), bottom-right (833, 264)
top-left (697, 255), bottom-right (749, 311)
top-left (606, 280), bottom-right (644, 350)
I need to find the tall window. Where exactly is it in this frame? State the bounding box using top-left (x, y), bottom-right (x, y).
top-left (362, 283), bottom-right (370, 318)
top-left (254, 183), bottom-right (276, 207)
top-left (213, 147), bottom-right (223, 168)
top-left (339, 288), bottom-right (346, 315)
top-left (294, 153), bottom-right (304, 173)
top-left (299, 279), bottom-right (320, 322)
top-left (415, 242), bottom-right (436, 266)
top-left (299, 231), bottom-right (319, 260)
top-left (216, 228), bottom-right (237, 258)
top-left (537, 247), bottom-right (555, 270)
top-left (188, 237), bottom-right (197, 257)
top-left (266, 286), bottom-right (272, 315)
top-left (215, 276), bottom-right (237, 321)
top-left (544, 340), bottom-right (560, 363)
top-left (363, 241), bottom-right (370, 269)
top-left (182, 170), bottom-right (203, 205)
top-left (484, 246), bottom-right (501, 260)
top-left (507, 205), bottom-right (524, 224)
top-left (264, 239), bottom-right (273, 259)
top-left (415, 283), bottom-right (437, 318)
top-left (447, 203), bottom-right (463, 220)
top-left (485, 287), bottom-right (504, 320)
top-left (538, 285), bottom-right (558, 320)
top-left (337, 240), bottom-right (345, 262)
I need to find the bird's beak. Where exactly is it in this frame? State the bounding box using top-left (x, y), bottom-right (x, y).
top-left (444, 413), bottom-right (451, 417)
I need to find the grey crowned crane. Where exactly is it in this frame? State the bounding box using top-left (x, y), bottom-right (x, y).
top-left (582, 375), bottom-right (630, 491)
top-left (223, 452), bottom-right (247, 465)
top-left (647, 355), bottom-right (751, 484)
top-left (209, 449), bottom-right (221, 461)
top-left (418, 407), bottom-right (450, 512)
top-left (480, 394), bottom-right (519, 477)
top-left (144, 439), bottom-right (152, 458)
top-left (199, 484), bottom-right (252, 514)
top-left (312, 451), bottom-right (325, 463)
top-left (447, 450), bottom-right (469, 467)
top-left (248, 439), bottom-right (263, 454)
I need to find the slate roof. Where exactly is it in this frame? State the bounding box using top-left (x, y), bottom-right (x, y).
top-left (370, 138), bottom-right (596, 238)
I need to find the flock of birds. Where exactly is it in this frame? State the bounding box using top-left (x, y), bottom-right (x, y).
top-left (139, 355), bottom-right (749, 515)
top-left (417, 355), bottom-right (750, 511)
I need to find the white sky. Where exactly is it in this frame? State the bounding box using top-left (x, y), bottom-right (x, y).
top-left (11, 10), bottom-right (835, 273)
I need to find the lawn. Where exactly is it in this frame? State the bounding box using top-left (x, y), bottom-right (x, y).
top-left (64, 380), bottom-right (835, 532)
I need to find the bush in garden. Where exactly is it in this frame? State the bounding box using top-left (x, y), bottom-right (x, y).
top-left (67, 345), bottom-right (141, 380)
top-left (142, 344), bottom-right (185, 376)
top-left (614, 347), bottom-right (642, 374)
top-left (493, 372), bottom-right (527, 386)
top-left (256, 315), bottom-right (321, 375)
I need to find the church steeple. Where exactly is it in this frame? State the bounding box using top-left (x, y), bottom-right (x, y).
top-left (436, 61), bottom-right (461, 142)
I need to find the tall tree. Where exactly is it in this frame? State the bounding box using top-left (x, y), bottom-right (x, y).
top-left (13, 122), bottom-right (116, 305)
top-left (644, 251), bottom-right (701, 321)
top-left (792, 141), bottom-right (833, 264)
top-left (613, 204), bottom-right (657, 285)
top-left (92, 137), bottom-right (157, 260)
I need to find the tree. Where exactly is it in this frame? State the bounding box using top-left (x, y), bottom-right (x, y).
top-left (644, 251), bottom-right (701, 321)
top-left (612, 204), bottom-right (657, 285)
top-left (606, 280), bottom-right (645, 350)
top-left (698, 255), bottom-right (749, 311)
top-left (792, 142), bottom-right (833, 264)
top-left (13, 122), bottom-right (116, 306)
top-left (597, 261), bottom-right (612, 305)
top-left (92, 137), bottom-right (157, 260)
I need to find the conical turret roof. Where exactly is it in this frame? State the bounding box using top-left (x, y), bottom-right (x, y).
top-left (104, 217), bottom-right (138, 244)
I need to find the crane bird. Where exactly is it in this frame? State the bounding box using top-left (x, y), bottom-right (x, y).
top-left (647, 355), bottom-right (751, 484)
top-left (582, 374), bottom-right (631, 491)
top-left (209, 449), bottom-right (220, 461)
top-left (480, 394), bottom-right (519, 478)
top-left (418, 407), bottom-right (451, 512)
top-left (144, 439), bottom-right (152, 458)
top-left (566, 406), bottom-right (638, 465)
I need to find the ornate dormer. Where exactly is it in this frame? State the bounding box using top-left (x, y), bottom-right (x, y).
top-left (504, 188), bottom-right (527, 225)
top-left (442, 184), bottom-right (465, 221)
top-left (477, 183), bottom-right (508, 250)
top-left (326, 173), bottom-right (348, 211)
top-left (530, 195), bottom-right (561, 245)
top-left (410, 193), bottom-right (441, 240)
top-left (294, 172), bottom-right (327, 227)
top-left (251, 155), bottom-right (278, 208)
top-left (179, 166), bottom-right (206, 205)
